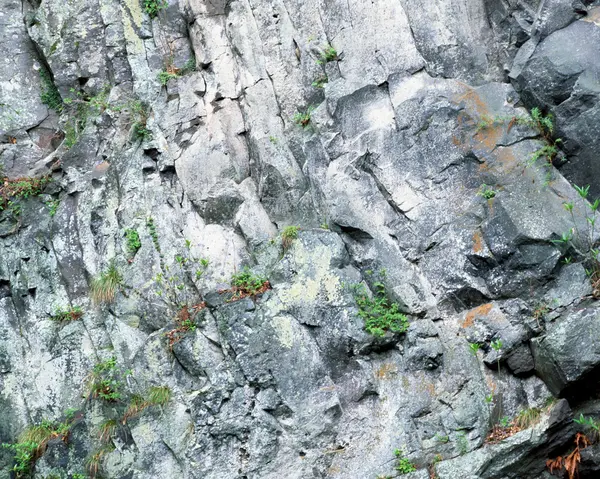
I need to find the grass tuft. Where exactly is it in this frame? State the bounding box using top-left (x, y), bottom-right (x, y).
top-left (90, 263), bottom-right (122, 304)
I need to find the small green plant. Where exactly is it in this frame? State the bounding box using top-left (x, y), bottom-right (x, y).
top-left (3, 416), bottom-right (75, 477)
top-left (229, 267), bottom-right (269, 299)
top-left (281, 225), bottom-right (299, 250)
top-left (354, 272), bottom-right (409, 337)
top-left (0, 174), bottom-right (52, 216)
top-left (477, 184), bottom-right (496, 200)
top-left (45, 198), bottom-right (60, 217)
top-left (317, 44), bottom-right (338, 64)
top-left (311, 74), bottom-right (328, 88)
top-left (39, 68), bottom-right (63, 113)
top-left (552, 184), bottom-right (600, 296)
top-left (269, 136), bottom-right (278, 144)
top-left (293, 106), bottom-right (314, 128)
top-left (468, 342), bottom-right (480, 356)
top-left (394, 449), bottom-right (416, 474)
top-left (499, 416), bottom-right (511, 428)
top-left (90, 262), bottom-right (123, 304)
top-left (127, 100), bottom-right (151, 141)
top-left (125, 228), bottom-right (141, 259)
top-left (429, 454), bottom-right (443, 479)
top-left (143, 0), bottom-right (168, 18)
top-left (2, 440), bottom-right (39, 477)
top-left (72, 474), bottom-right (86, 479)
top-left (574, 413), bottom-right (600, 441)
top-left (88, 357), bottom-right (126, 402)
top-left (157, 70), bottom-right (179, 85)
top-left (61, 85), bottom-right (111, 148)
top-left (50, 306), bottom-right (83, 322)
top-left (485, 394), bottom-right (494, 404)
top-left (434, 433), bottom-right (449, 443)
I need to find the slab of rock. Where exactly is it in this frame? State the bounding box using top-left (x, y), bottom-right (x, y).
top-left (532, 305), bottom-right (600, 397)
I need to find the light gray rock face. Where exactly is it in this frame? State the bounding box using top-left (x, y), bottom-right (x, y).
top-left (2, 0), bottom-right (600, 478)
top-left (511, 4), bottom-right (600, 195)
top-left (532, 306), bottom-right (600, 397)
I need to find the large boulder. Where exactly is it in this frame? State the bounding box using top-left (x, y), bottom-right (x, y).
top-left (512, 6), bottom-right (600, 196)
top-left (532, 305), bottom-right (600, 398)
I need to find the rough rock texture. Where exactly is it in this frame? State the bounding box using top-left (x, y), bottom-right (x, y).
top-left (1, 0), bottom-right (600, 478)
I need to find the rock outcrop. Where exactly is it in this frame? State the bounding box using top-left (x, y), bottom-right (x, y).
top-left (1, 0), bottom-right (600, 478)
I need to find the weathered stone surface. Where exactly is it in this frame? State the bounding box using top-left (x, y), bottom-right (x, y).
top-left (1, 0), bottom-right (600, 478)
top-left (532, 305), bottom-right (600, 397)
top-left (435, 399), bottom-right (574, 479)
top-left (513, 5), bottom-right (600, 195)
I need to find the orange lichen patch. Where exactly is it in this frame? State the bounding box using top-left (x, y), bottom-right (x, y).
top-left (493, 146), bottom-right (518, 167)
top-left (472, 230), bottom-right (484, 253)
top-left (461, 303), bottom-right (493, 328)
top-left (375, 363), bottom-right (398, 380)
top-left (453, 88), bottom-right (492, 119)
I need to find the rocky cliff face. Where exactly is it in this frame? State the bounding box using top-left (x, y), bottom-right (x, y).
top-left (2, 0), bottom-right (600, 478)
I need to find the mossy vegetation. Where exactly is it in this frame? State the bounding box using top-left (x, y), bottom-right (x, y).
top-left (39, 68), bottom-right (63, 113)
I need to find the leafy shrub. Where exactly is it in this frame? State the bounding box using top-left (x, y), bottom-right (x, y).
top-left (317, 45), bottom-right (338, 64)
top-left (125, 228), bottom-right (141, 259)
top-left (88, 357), bottom-right (126, 402)
top-left (143, 0), bottom-right (168, 18)
top-left (477, 184), bottom-right (496, 199)
top-left (0, 175), bottom-right (52, 216)
top-left (394, 449), bottom-right (417, 474)
top-left (3, 416), bottom-right (74, 477)
top-left (157, 70), bottom-right (179, 85)
top-left (230, 267), bottom-right (269, 298)
top-left (354, 274), bottom-right (408, 337)
top-left (293, 106), bottom-right (314, 128)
